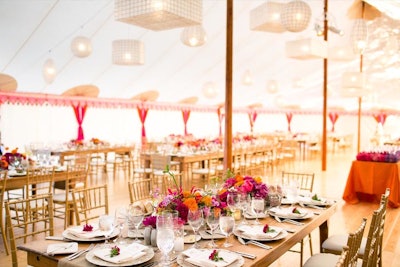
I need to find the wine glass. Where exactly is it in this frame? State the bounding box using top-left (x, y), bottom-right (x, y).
top-left (98, 214), bottom-right (114, 247)
top-left (251, 197), bottom-right (265, 225)
top-left (156, 214), bottom-right (175, 267)
top-left (187, 209), bottom-right (203, 248)
top-left (205, 208), bottom-right (221, 248)
top-left (227, 192), bottom-right (239, 213)
top-left (219, 215), bottom-right (235, 247)
top-left (238, 193), bottom-right (250, 225)
top-left (128, 204), bottom-right (144, 243)
top-left (114, 206), bottom-right (128, 244)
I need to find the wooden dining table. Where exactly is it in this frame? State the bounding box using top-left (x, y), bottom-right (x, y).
top-left (18, 203), bottom-right (336, 267)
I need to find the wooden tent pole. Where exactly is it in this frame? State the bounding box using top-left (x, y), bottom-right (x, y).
top-left (357, 2), bottom-right (366, 153)
top-left (224, 0), bottom-right (233, 170)
top-left (322, 0), bottom-right (328, 171)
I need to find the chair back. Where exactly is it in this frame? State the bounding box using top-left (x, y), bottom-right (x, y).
top-left (6, 193), bottom-right (54, 267)
top-left (346, 217), bottom-right (367, 267)
top-left (0, 170), bottom-right (10, 255)
top-left (281, 171), bottom-right (315, 192)
top-left (72, 184), bottom-right (109, 225)
top-left (362, 188), bottom-right (390, 267)
top-left (335, 246), bottom-right (349, 267)
top-left (150, 154), bottom-right (171, 171)
top-left (25, 166), bottom-right (54, 197)
top-left (128, 178), bottom-right (152, 203)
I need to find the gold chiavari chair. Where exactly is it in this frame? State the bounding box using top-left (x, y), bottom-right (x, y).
top-left (0, 170), bottom-right (9, 255)
top-left (128, 178), bottom-right (152, 204)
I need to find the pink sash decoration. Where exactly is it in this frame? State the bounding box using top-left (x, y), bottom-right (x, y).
top-left (286, 112), bottom-right (293, 132)
top-left (248, 111), bottom-right (258, 133)
top-left (328, 112), bottom-right (339, 132)
top-left (182, 110), bottom-right (191, 136)
top-left (72, 104), bottom-right (87, 141)
top-left (137, 106), bottom-right (148, 138)
top-left (373, 113), bottom-right (387, 126)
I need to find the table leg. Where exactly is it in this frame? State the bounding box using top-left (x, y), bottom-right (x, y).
top-left (319, 220), bottom-right (329, 252)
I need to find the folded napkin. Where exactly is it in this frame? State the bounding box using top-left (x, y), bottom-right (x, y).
top-left (46, 242), bottom-right (78, 255)
top-left (236, 225), bottom-right (282, 239)
top-left (269, 207), bottom-right (306, 218)
top-left (93, 243), bottom-right (147, 264)
top-left (66, 225), bottom-right (109, 239)
top-left (182, 248), bottom-right (238, 267)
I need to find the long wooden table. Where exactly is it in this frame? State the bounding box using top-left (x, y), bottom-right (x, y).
top-left (18, 203), bottom-right (336, 267)
top-left (343, 160), bottom-right (400, 208)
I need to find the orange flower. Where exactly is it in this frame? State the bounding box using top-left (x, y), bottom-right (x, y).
top-left (254, 176), bottom-right (262, 184)
top-left (183, 197), bottom-right (198, 211)
top-left (182, 191), bottom-right (191, 198)
top-left (11, 148), bottom-right (18, 154)
top-left (201, 195), bottom-right (212, 206)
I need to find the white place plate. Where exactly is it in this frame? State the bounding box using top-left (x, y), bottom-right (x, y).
top-left (234, 228), bottom-right (288, 242)
top-left (268, 209), bottom-right (314, 220)
top-left (177, 249), bottom-right (244, 267)
top-left (298, 196), bottom-right (335, 207)
top-left (86, 246), bottom-right (154, 266)
top-left (62, 227), bottom-right (119, 242)
top-left (46, 242), bottom-right (78, 255)
top-left (198, 230), bottom-right (226, 240)
top-left (184, 234), bottom-right (201, 244)
top-left (244, 212), bottom-right (268, 219)
top-left (8, 171), bottom-right (27, 177)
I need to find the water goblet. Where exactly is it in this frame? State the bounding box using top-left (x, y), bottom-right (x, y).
top-left (227, 192), bottom-right (239, 213)
top-left (238, 193), bottom-right (250, 225)
top-left (114, 206), bottom-right (128, 244)
top-left (128, 204), bottom-right (144, 243)
top-left (219, 215), bottom-right (235, 247)
top-left (187, 209), bottom-right (204, 248)
top-left (251, 197), bottom-right (265, 225)
top-left (156, 214), bottom-right (175, 267)
top-left (98, 214), bottom-right (114, 247)
top-left (205, 208), bottom-right (221, 248)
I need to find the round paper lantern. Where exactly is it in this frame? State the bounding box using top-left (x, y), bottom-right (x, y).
top-left (202, 81), bottom-right (218, 99)
top-left (266, 80), bottom-right (279, 94)
top-left (71, 36), bottom-right (92, 58)
top-left (281, 0), bottom-right (312, 32)
top-left (42, 58), bottom-right (56, 84)
top-left (181, 25), bottom-right (207, 47)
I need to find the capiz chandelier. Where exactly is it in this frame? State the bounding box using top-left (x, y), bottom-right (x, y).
top-left (114, 0), bottom-right (202, 31)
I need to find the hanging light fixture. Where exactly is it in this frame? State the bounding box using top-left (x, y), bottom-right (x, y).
top-left (181, 25), bottom-right (207, 47)
top-left (114, 0), bottom-right (202, 31)
top-left (42, 58), bottom-right (56, 84)
top-left (280, 0), bottom-right (312, 33)
top-left (285, 38), bottom-right (328, 59)
top-left (250, 1), bottom-right (286, 33)
top-left (266, 80), bottom-right (279, 94)
top-left (112, 39), bottom-right (145, 65)
top-left (71, 36), bottom-right (92, 58)
top-left (351, 19), bottom-right (368, 54)
top-left (202, 81), bottom-right (218, 99)
top-left (242, 69), bottom-right (253, 85)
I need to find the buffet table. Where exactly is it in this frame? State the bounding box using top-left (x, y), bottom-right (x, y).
top-left (342, 160), bottom-right (400, 208)
top-left (18, 203), bottom-right (337, 267)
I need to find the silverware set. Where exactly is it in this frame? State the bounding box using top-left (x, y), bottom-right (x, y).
top-left (237, 236), bottom-right (272, 250)
top-left (274, 215), bottom-right (304, 226)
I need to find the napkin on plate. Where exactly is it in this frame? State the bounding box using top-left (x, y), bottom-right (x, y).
top-left (182, 248), bottom-right (238, 267)
top-left (66, 225), bottom-right (108, 239)
top-left (93, 243), bottom-right (147, 264)
top-left (269, 207), bottom-right (306, 218)
top-left (236, 225), bottom-right (282, 239)
top-left (46, 242), bottom-right (78, 255)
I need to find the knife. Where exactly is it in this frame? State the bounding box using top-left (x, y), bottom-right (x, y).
top-left (232, 251), bottom-right (257, 259)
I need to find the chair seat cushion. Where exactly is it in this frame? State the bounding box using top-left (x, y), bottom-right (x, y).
top-left (322, 234), bottom-right (366, 256)
top-left (303, 253), bottom-right (341, 267)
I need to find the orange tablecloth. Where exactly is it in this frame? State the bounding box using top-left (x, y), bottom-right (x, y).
top-left (343, 160), bottom-right (400, 208)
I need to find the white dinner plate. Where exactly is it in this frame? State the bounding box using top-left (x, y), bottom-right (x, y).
top-left (298, 196), bottom-right (335, 207)
top-left (62, 227), bottom-right (119, 242)
top-left (244, 212), bottom-right (268, 220)
top-left (184, 234), bottom-right (201, 244)
top-left (85, 246), bottom-right (154, 266)
top-left (198, 230), bottom-right (226, 240)
top-left (177, 249), bottom-right (244, 267)
top-left (234, 228), bottom-right (288, 242)
top-left (268, 209), bottom-right (314, 220)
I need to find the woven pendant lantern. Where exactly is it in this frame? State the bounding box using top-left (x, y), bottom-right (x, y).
top-left (181, 25), bottom-right (207, 47)
top-left (281, 0), bottom-right (312, 33)
top-left (112, 40), bottom-right (145, 65)
top-left (351, 19), bottom-right (368, 55)
top-left (71, 36), bottom-right (92, 58)
top-left (202, 81), bottom-right (218, 99)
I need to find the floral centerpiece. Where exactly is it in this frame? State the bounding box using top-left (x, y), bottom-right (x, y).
top-left (1, 148), bottom-right (26, 170)
top-left (219, 173), bottom-right (269, 201)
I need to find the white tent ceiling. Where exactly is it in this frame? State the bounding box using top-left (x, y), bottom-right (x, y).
top-left (1, 0), bottom-right (400, 112)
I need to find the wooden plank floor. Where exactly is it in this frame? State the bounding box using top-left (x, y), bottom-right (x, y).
top-left (1, 148), bottom-right (400, 266)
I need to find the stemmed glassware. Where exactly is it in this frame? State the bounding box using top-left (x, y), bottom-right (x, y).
top-left (98, 214), bottom-right (115, 247)
top-left (114, 206), bottom-right (128, 244)
top-left (238, 193), bottom-right (250, 225)
top-left (187, 209), bottom-right (204, 248)
top-left (219, 215), bottom-right (235, 247)
top-left (227, 192), bottom-right (239, 213)
top-left (251, 197), bottom-right (265, 225)
top-left (205, 208), bottom-right (221, 248)
top-left (128, 204), bottom-right (144, 243)
top-left (156, 214), bottom-right (175, 267)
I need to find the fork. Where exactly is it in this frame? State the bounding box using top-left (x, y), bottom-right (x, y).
top-left (66, 243), bottom-right (95, 261)
top-left (237, 236), bottom-right (271, 250)
top-left (282, 219), bottom-right (304, 226)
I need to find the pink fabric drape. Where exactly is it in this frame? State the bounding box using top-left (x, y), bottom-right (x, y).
top-left (72, 104), bottom-right (87, 141)
top-left (286, 112), bottom-right (293, 132)
top-left (248, 111), bottom-right (258, 133)
top-left (182, 110), bottom-right (191, 136)
top-left (137, 107), bottom-right (149, 138)
top-left (328, 112), bottom-right (339, 132)
top-left (373, 113), bottom-right (387, 126)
